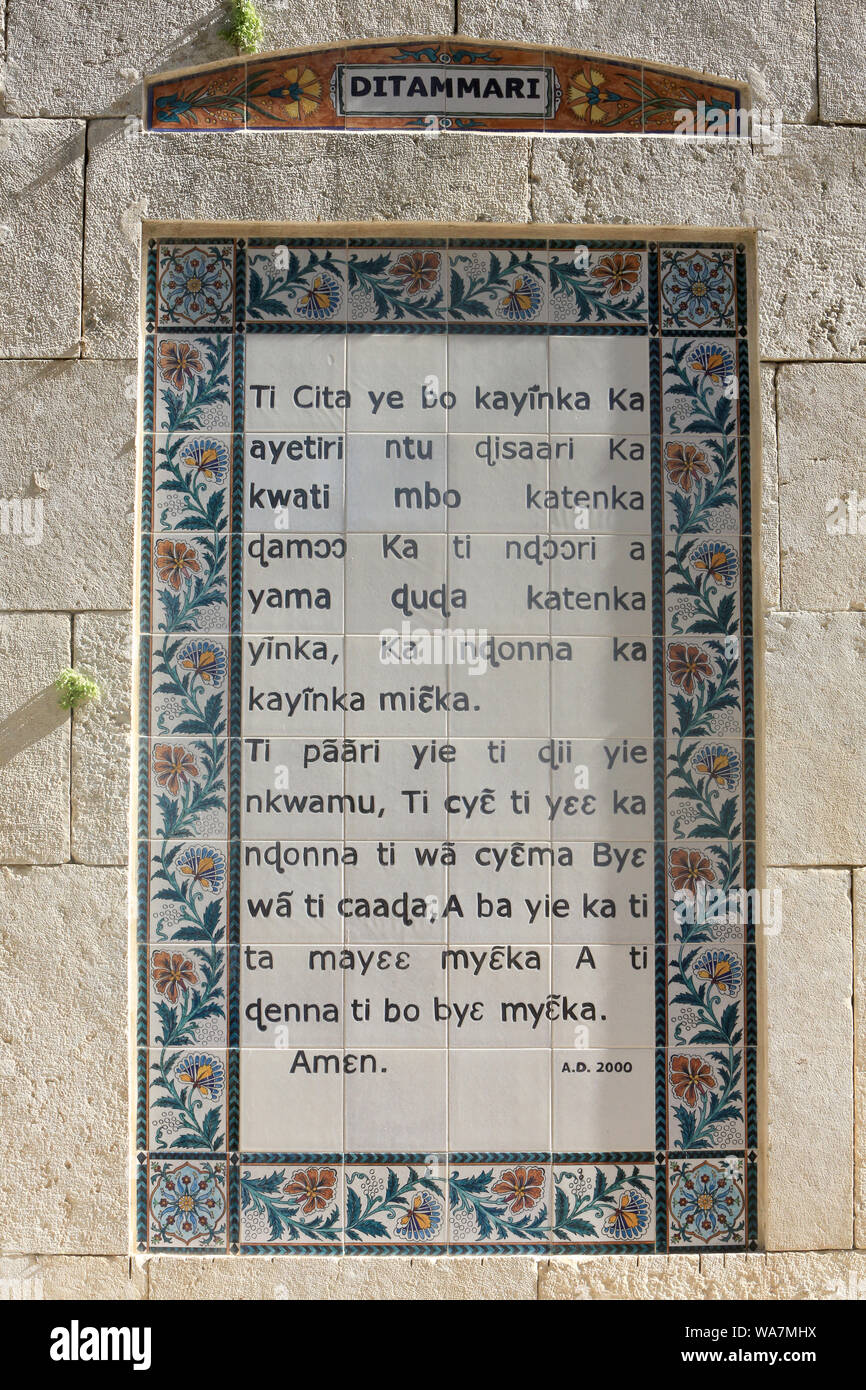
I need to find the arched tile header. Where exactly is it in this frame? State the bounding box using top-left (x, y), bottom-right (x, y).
top-left (144, 37), bottom-right (748, 135)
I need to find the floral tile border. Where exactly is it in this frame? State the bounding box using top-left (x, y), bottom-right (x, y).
top-left (145, 41), bottom-right (748, 136)
top-left (143, 839), bottom-right (228, 944)
top-left (136, 230), bottom-right (758, 1253)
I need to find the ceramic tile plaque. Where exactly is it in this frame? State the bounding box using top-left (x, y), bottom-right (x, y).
top-left (144, 39), bottom-right (748, 135)
top-left (135, 225), bottom-right (759, 1254)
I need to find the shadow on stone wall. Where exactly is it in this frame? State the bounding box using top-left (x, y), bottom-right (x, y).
top-left (0, 686), bottom-right (68, 766)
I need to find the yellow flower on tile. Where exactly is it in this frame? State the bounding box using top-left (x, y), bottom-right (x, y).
top-left (568, 67), bottom-right (609, 122)
top-left (272, 66), bottom-right (323, 119)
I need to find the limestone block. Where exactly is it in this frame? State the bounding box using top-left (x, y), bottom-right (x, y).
top-left (459, 0), bottom-right (817, 120)
top-left (541, 1252), bottom-right (866, 1299)
top-left (3, 1), bottom-right (455, 117)
top-left (0, 866), bottom-right (129, 1253)
top-left (540, 1254), bottom-right (702, 1299)
top-left (760, 364), bottom-right (780, 612)
top-left (0, 614), bottom-right (70, 864)
top-left (71, 614), bottom-right (133, 865)
top-left (0, 360), bottom-right (137, 610)
top-left (0, 1254), bottom-right (145, 1300)
top-left (83, 124), bottom-right (531, 358)
top-left (777, 364), bottom-right (866, 610)
top-left (817, 0), bottom-right (866, 121)
top-left (532, 126), bottom-right (866, 362)
top-left (763, 613), bottom-right (866, 864)
top-left (765, 869), bottom-right (853, 1249)
top-left (147, 1255), bottom-right (538, 1300)
top-left (854, 870), bottom-right (866, 1248)
top-left (0, 121), bottom-right (84, 358)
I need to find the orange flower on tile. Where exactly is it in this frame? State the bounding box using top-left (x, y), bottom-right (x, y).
top-left (158, 340), bottom-right (204, 391)
top-left (670, 1054), bottom-right (716, 1107)
top-left (665, 442), bottom-right (711, 493)
top-left (284, 1166), bottom-right (337, 1214)
top-left (667, 642), bottom-right (714, 695)
top-left (152, 743), bottom-right (199, 796)
top-left (589, 252), bottom-right (641, 297)
top-left (155, 538), bottom-right (200, 591)
top-left (388, 251), bottom-right (441, 297)
top-left (669, 847), bottom-right (716, 893)
top-left (152, 950), bottom-right (198, 1004)
top-left (492, 1165), bottom-right (545, 1212)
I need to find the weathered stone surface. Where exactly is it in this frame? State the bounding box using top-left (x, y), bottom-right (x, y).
top-left (147, 1255), bottom-right (538, 1300)
top-left (765, 869), bottom-right (853, 1249)
top-left (2, 2), bottom-right (455, 117)
top-left (460, 0), bottom-right (817, 120)
top-left (760, 364), bottom-right (780, 611)
top-left (817, 0), bottom-right (866, 121)
top-left (855, 870), bottom-right (866, 1249)
top-left (0, 866), bottom-right (128, 1253)
top-left (540, 1254), bottom-right (700, 1300)
top-left (777, 364), bottom-right (866, 610)
top-left (0, 614), bottom-right (70, 864)
top-left (83, 124), bottom-right (531, 358)
top-left (0, 360), bottom-right (137, 609)
top-left (541, 1252), bottom-right (866, 1299)
top-left (71, 614), bottom-right (132, 865)
top-left (0, 1254), bottom-right (145, 1300)
top-left (0, 121), bottom-right (84, 357)
top-left (532, 127), bottom-right (866, 362)
top-left (764, 613), bottom-right (866, 864)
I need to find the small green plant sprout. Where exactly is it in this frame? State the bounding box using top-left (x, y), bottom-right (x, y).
top-left (220, 0), bottom-right (265, 55)
top-left (55, 668), bottom-right (101, 711)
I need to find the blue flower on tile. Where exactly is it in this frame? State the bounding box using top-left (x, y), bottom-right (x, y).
top-left (449, 249), bottom-right (544, 322)
top-left (296, 272), bottom-right (342, 320)
top-left (396, 1191), bottom-right (443, 1240)
top-left (662, 249), bottom-right (735, 330)
top-left (694, 949), bottom-right (742, 995)
top-left (498, 271), bottom-right (543, 321)
top-left (663, 339), bottom-right (738, 437)
top-left (176, 844), bottom-right (226, 893)
top-left (178, 437), bottom-right (229, 484)
top-left (177, 639), bottom-right (227, 687)
top-left (690, 538), bottom-right (738, 587)
top-left (176, 1052), bottom-right (225, 1099)
top-left (158, 245), bottom-right (234, 327)
top-left (344, 1166), bottom-right (446, 1244)
top-left (553, 1165), bottom-right (653, 1242)
top-left (669, 1158), bottom-right (744, 1244)
top-left (602, 1187), bottom-right (652, 1239)
top-left (149, 1160), bottom-right (226, 1247)
top-left (693, 744), bottom-right (740, 790)
top-left (150, 840), bottom-right (226, 944)
top-left (687, 342), bottom-right (735, 386)
top-left (247, 248), bottom-right (345, 321)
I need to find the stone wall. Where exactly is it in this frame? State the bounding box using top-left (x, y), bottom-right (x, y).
top-left (0, 2), bottom-right (863, 1299)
